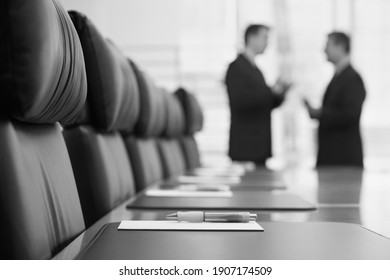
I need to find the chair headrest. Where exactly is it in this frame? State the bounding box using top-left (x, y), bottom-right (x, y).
top-left (163, 91), bottom-right (185, 138)
top-left (174, 88), bottom-right (204, 135)
top-left (68, 11), bottom-right (140, 133)
top-left (0, 0), bottom-right (87, 124)
top-left (130, 61), bottom-right (166, 138)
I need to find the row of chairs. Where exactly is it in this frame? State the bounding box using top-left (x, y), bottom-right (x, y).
top-left (65, 10), bottom-right (205, 227)
top-left (1, 0), bottom-right (204, 259)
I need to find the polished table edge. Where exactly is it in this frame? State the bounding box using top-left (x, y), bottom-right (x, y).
top-left (125, 204), bottom-right (318, 211)
top-left (126, 189), bottom-right (318, 211)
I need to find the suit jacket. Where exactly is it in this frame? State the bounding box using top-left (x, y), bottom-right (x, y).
top-left (225, 54), bottom-right (283, 163)
top-left (317, 64), bottom-right (366, 167)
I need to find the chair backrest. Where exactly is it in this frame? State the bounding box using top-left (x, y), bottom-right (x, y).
top-left (63, 11), bottom-right (139, 227)
top-left (175, 88), bottom-right (204, 135)
top-left (174, 88), bottom-right (204, 169)
top-left (180, 135), bottom-right (202, 169)
top-left (0, 0), bottom-right (87, 259)
top-left (123, 61), bottom-right (166, 192)
top-left (157, 91), bottom-right (187, 178)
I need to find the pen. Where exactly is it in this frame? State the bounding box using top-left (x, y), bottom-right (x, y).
top-left (166, 211), bottom-right (257, 223)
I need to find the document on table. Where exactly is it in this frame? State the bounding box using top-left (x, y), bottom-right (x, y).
top-left (118, 220), bottom-right (264, 231)
top-left (145, 189), bottom-right (233, 197)
top-left (175, 184), bottom-right (231, 192)
top-left (176, 175), bottom-right (241, 184)
top-left (192, 168), bottom-right (245, 177)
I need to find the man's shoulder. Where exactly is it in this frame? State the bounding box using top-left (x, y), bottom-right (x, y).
top-left (344, 65), bottom-right (364, 83)
top-left (337, 65), bottom-right (366, 96)
top-left (228, 55), bottom-right (244, 67)
top-left (227, 54), bottom-right (252, 74)
top-left (226, 55), bottom-right (245, 76)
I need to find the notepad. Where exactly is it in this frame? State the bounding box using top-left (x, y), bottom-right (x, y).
top-left (145, 189), bottom-right (233, 197)
top-left (177, 175), bottom-right (241, 184)
top-left (192, 168), bottom-right (245, 177)
top-left (175, 184), bottom-right (231, 192)
top-left (118, 220), bottom-right (264, 231)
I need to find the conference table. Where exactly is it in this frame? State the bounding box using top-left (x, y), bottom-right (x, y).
top-left (53, 167), bottom-right (390, 259)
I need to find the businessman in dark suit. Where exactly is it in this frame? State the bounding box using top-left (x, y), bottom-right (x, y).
top-left (225, 24), bottom-right (290, 166)
top-left (305, 32), bottom-right (366, 167)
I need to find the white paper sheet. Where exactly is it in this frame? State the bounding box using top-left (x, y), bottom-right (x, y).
top-left (118, 220), bottom-right (263, 231)
top-left (145, 189), bottom-right (233, 197)
top-left (192, 168), bottom-right (245, 177)
top-left (175, 184), bottom-right (231, 192)
top-left (177, 175), bottom-right (241, 184)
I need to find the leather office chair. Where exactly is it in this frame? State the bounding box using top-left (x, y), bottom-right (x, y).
top-left (63, 11), bottom-right (139, 227)
top-left (174, 88), bottom-right (204, 170)
top-left (157, 91), bottom-right (187, 179)
top-left (0, 0), bottom-right (87, 259)
top-left (124, 61), bottom-right (166, 192)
